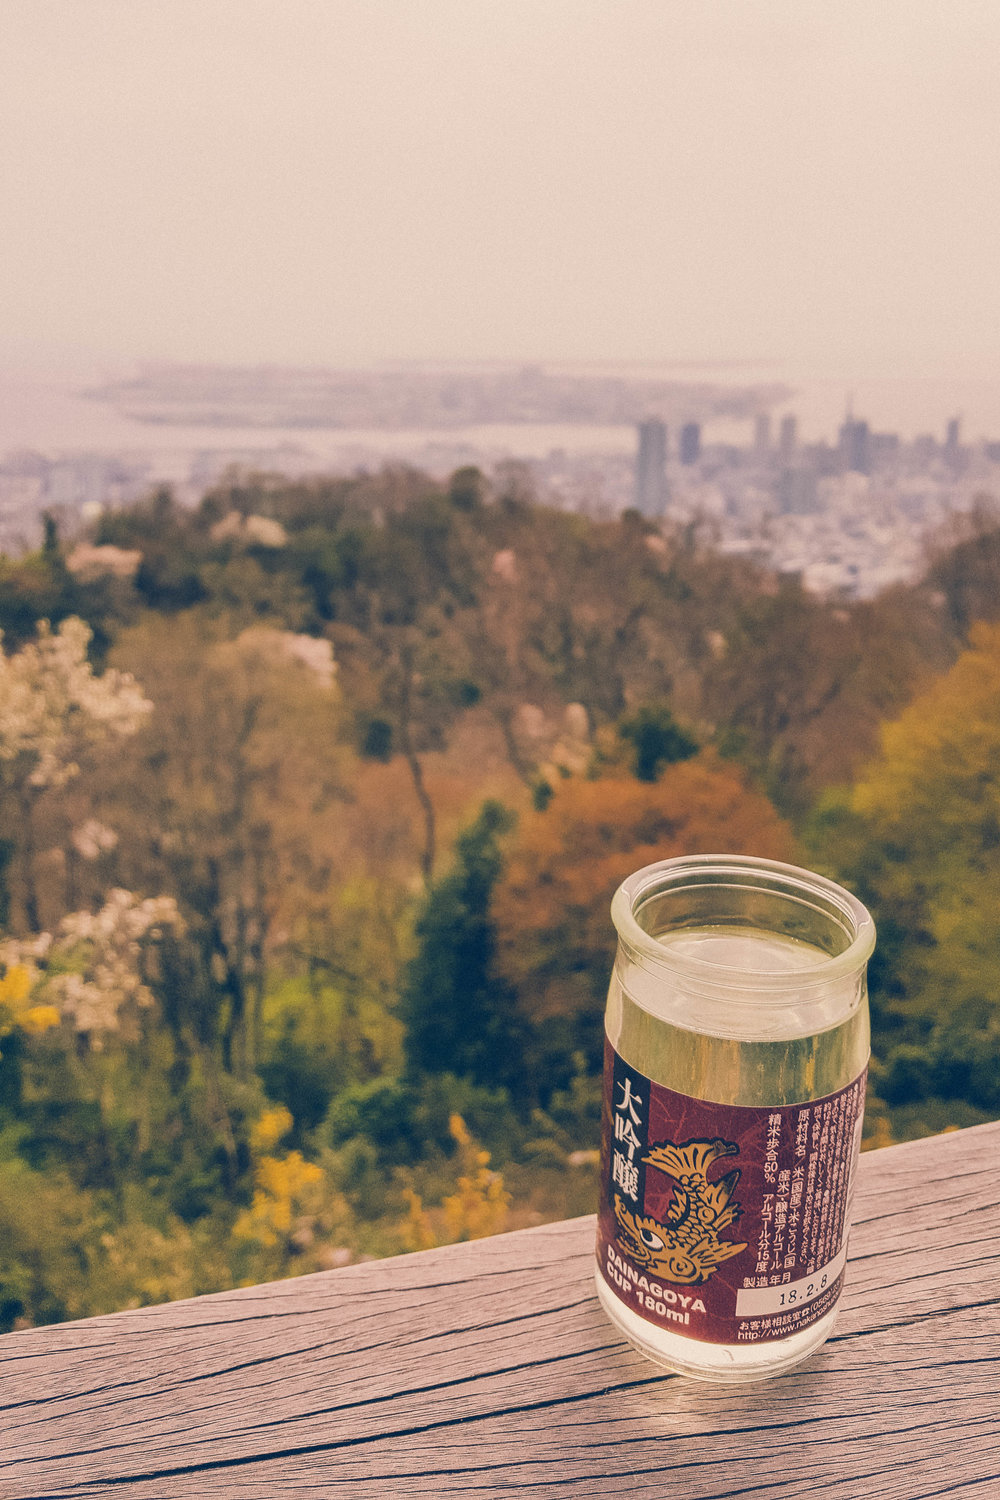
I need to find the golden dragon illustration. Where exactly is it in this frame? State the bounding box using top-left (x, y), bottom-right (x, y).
top-left (613, 1137), bottom-right (748, 1285)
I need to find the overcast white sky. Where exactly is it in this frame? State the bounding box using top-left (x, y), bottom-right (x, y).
top-left (3, 1), bottom-right (999, 374)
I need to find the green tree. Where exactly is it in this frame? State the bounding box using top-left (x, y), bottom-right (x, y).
top-left (823, 622), bottom-right (1000, 1125)
top-left (618, 702), bottom-right (699, 782)
top-left (398, 800), bottom-right (525, 1092)
top-left (0, 517), bottom-right (99, 650)
top-left (923, 506), bottom-right (1000, 641)
top-left (107, 614), bottom-right (348, 1077)
top-left (94, 487), bottom-right (207, 612)
top-left (342, 489), bottom-right (486, 879)
top-left (706, 578), bottom-right (949, 813)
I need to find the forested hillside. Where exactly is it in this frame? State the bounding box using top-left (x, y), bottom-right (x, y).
top-left (1, 465), bottom-right (998, 1331)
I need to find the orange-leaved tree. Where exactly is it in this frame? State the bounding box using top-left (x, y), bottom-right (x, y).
top-left (491, 754), bottom-right (796, 1081)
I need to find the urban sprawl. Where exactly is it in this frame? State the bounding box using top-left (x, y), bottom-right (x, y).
top-left (1, 365), bottom-right (997, 601)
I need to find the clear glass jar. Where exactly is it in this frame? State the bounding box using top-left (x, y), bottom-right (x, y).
top-left (595, 854), bottom-right (875, 1383)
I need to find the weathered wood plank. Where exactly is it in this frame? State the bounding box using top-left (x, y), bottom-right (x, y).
top-left (1, 1121), bottom-right (998, 1498)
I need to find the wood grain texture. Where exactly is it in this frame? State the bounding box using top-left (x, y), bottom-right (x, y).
top-left (2, 1120), bottom-right (998, 1499)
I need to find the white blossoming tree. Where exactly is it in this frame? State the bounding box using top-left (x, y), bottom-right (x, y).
top-left (1, 888), bottom-right (184, 1051)
top-left (0, 618), bottom-right (152, 931)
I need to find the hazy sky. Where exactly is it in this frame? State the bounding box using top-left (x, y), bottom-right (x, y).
top-left (3, 1), bottom-right (999, 374)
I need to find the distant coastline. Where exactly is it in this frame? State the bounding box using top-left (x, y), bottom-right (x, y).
top-left (2, 359), bottom-right (999, 463)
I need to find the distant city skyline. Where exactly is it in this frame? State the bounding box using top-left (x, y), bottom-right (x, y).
top-left (3, 2), bottom-right (1000, 380)
top-left (4, 360), bottom-right (1000, 458)
top-left (3, 359), bottom-right (997, 603)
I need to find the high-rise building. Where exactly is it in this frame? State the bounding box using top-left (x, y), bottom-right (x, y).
top-left (870, 432), bottom-right (900, 468)
top-left (754, 414), bottom-right (771, 459)
top-left (680, 422), bottom-right (701, 466)
top-left (944, 417), bottom-right (966, 474)
top-left (778, 414), bottom-right (797, 463)
top-left (634, 419), bottom-right (668, 517)
top-left (838, 415), bottom-right (870, 474)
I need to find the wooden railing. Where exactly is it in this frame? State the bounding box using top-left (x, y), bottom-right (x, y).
top-left (2, 1119), bottom-right (999, 1498)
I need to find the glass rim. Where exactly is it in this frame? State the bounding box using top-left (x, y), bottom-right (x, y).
top-left (610, 853), bottom-right (876, 993)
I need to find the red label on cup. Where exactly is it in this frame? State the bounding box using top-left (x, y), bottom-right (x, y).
top-left (596, 1039), bottom-right (867, 1345)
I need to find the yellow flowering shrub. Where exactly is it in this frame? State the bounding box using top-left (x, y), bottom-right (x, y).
top-left (234, 1105), bottom-right (329, 1255)
top-left (250, 1105), bottom-right (294, 1154)
top-left (400, 1114), bottom-right (511, 1251)
top-left (234, 1150), bottom-right (325, 1248)
top-left (0, 963), bottom-right (61, 1049)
